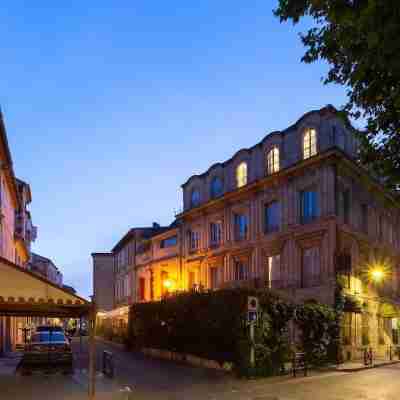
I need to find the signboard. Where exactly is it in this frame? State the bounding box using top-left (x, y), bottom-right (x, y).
top-left (248, 296), bottom-right (259, 312)
top-left (247, 296), bottom-right (259, 323)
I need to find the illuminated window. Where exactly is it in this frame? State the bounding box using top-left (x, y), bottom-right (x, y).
top-left (303, 128), bottom-right (317, 159)
top-left (267, 254), bottom-right (281, 288)
top-left (191, 188), bottom-right (200, 207)
top-left (266, 147), bottom-right (280, 174)
top-left (236, 162), bottom-right (247, 188)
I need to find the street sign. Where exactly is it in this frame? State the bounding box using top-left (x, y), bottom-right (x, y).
top-left (248, 296), bottom-right (259, 312)
top-left (248, 310), bottom-right (258, 323)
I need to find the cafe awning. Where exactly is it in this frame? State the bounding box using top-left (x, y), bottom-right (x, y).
top-left (0, 256), bottom-right (91, 318)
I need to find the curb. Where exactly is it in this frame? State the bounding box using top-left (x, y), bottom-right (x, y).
top-left (94, 336), bottom-right (126, 351)
top-left (337, 360), bottom-right (400, 372)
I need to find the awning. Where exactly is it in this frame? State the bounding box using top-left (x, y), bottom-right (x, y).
top-left (0, 256), bottom-right (91, 318)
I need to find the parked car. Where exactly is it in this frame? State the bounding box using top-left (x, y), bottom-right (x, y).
top-left (35, 325), bottom-right (63, 333)
top-left (20, 331), bottom-right (73, 374)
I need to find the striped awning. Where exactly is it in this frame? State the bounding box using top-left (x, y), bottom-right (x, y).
top-left (0, 256), bottom-right (91, 317)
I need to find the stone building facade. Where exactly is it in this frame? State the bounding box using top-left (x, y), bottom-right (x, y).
top-left (93, 105), bottom-right (400, 360)
top-left (0, 112), bottom-right (38, 353)
top-left (28, 253), bottom-right (63, 286)
top-left (179, 105), bottom-right (400, 360)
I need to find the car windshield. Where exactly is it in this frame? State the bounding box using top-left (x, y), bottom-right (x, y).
top-left (31, 332), bottom-right (66, 343)
top-left (36, 326), bottom-right (63, 332)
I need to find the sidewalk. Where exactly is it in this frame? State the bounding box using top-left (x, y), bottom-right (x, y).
top-left (337, 358), bottom-right (400, 372)
top-left (0, 352), bottom-right (22, 375)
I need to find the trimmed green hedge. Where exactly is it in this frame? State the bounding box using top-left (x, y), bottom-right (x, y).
top-left (128, 288), bottom-right (338, 376)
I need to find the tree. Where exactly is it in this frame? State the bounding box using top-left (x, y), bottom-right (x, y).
top-left (274, 0), bottom-right (400, 190)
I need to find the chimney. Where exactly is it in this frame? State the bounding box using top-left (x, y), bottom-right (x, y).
top-left (152, 222), bottom-right (160, 229)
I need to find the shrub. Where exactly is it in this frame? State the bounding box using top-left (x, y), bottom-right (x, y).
top-left (293, 302), bottom-right (337, 365)
top-left (129, 288), bottom-right (338, 376)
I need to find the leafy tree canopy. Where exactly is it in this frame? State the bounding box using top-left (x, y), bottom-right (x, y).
top-left (274, 0), bottom-right (400, 190)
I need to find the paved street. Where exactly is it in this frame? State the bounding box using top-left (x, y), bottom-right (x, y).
top-left (0, 339), bottom-right (399, 399)
top-left (72, 338), bottom-right (400, 400)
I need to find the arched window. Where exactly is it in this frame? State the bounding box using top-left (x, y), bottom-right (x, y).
top-left (210, 176), bottom-right (223, 199)
top-left (303, 128), bottom-right (317, 159)
top-left (191, 188), bottom-right (200, 207)
top-left (236, 162), bottom-right (247, 188)
top-left (266, 147), bottom-right (280, 175)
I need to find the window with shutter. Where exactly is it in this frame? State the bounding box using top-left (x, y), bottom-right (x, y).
top-left (267, 254), bottom-right (281, 288)
top-left (210, 267), bottom-right (218, 289)
top-left (300, 190), bottom-right (318, 224)
top-left (234, 261), bottom-right (248, 281)
top-left (302, 247), bottom-right (321, 287)
top-left (234, 214), bottom-right (248, 241)
top-left (265, 201), bottom-right (281, 233)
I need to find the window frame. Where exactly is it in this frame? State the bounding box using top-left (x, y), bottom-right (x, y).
top-left (160, 235), bottom-right (178, 249)
top-left (300, 189), bottom-right (318, 224)
top-left (267, 254), bottom-right (281, 288)
top-left (190, 188), bottom-right (200, 208)
top-left (301, 246), bottom-right (321, 288)
top-left (234, 213), bottom-right (248, 241)
top-left (266, 146), bottom-right (280, 175)
top-left (209, 267), bottom-right (218, 290)
top-left (210, 221), bottom-right (222, 246)
top-left (210, 176), bottom-right (223, 199)
top-left (303, 128), bottom-right (317, 160)
top-left (189, 230), bottom-right (200, 251)
top-left (234, 260), bottom-right (249, 281)
top-left (236, 161), bottom-right (248, 188)
top-left (264, 200), bottom-right (281, 233)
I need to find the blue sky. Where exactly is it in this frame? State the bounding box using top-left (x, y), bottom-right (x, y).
top-left (1, 2), bottom-right (348, 297)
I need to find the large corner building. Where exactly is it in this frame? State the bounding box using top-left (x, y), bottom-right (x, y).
top-left (93, 105), bottom-right (400, 361)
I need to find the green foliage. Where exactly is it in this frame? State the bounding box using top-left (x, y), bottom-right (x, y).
top-left (274, 0), bottom-right (400, 191)
top-left (130, 288), bottom-right (339, 376)
top-left (130, 289), bottom-right (251, 367)
top-left (294, 302), bottom-right (337, 365)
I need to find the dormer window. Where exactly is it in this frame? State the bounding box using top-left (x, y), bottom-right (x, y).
top-left (303, 128), bottom-right (317, 159)
top-left (266, 147), bottom-right (280, 175)
top-left (191, 188), bottom-right (200, 207)
top-left (210, 176), bottom-right (223, 199)
top-left (236, 162), bottom-right (247, 188)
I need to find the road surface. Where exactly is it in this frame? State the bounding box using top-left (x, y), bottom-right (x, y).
top-left (72, 338), bottom-right (400, 400)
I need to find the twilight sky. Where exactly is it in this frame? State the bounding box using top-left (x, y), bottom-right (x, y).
top-left (1, 2), bottom-right (348, 298)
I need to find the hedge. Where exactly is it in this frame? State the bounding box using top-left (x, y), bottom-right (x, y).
top-left (128, 288), bottom-right (338, 376)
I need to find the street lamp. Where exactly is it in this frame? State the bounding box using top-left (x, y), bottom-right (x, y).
top-left (163, 278), bottom-right (175, 291)
top-left (369, 265), bottom-right (386, 283)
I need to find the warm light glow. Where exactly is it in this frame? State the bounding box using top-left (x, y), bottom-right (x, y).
top-left (370, 267), bottom-right (385, 282)
top-left (163, 278), bottom-right (175, 290)
top-left (236, 162), bottom-right (248, 188)
top-left (97, 311), bottom-right (107, 317)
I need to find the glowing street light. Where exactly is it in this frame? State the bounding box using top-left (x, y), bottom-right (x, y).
top-left (370, 267), bottom-right (385, 283)
top-left (163, 278), bottom-right (175, 290)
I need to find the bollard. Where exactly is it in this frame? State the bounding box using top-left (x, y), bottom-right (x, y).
top-left (102, 350), bottom-right (114, 378)
top-left (119, 386), bottom-right (133, 400)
